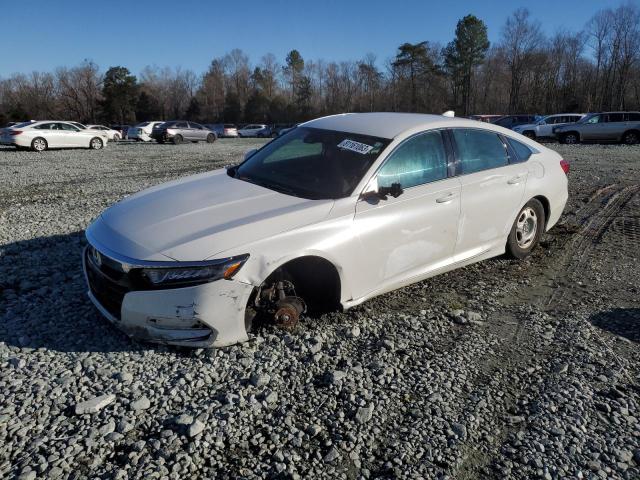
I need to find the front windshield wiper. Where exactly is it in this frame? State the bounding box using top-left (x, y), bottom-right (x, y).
top-left (236, 174), bottom-right (303, 198)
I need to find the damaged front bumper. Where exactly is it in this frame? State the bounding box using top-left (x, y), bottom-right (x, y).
top-left (82, 247), bottom-right (254, 348)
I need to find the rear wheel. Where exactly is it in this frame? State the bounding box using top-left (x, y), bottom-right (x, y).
top-left (206, 133), bottom-right (216, 143)
top-left (31, 137), bottom-right (48, 152)
top-left (506, 199), bottom-right (545, 259)
top-left (622, 131), bottom-right (639, 145)
top-left (172, 135), bottom-right (183, 145)
top-left (90, 137), bottom-right (103, 150)
top-left (560, 132), bottom-right (579, 144)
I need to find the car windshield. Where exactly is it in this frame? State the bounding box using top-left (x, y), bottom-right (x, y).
top-left (233, 127), bottom-right (390, 200)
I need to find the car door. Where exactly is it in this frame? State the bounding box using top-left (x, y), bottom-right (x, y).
top-left (189, 122), bottom-right (206, 141)
top-left (578, 114), bottom-right (602, 141)
top-left (31, 123), bottom-right (60, 147)
top-left (353, 130), bottom-right (461, 298)
top-left (54, 122), bottom-right (79, 147)
top-left (451, 128), bottom-right (528, 260)
top-left (538, 116), bottom-right (558, 137)
top-left (599, 113), bottom-right (626, 140)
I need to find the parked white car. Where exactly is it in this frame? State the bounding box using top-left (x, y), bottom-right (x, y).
top-left (238, 124), bottom-right (270, 137)
top-left (513, 113), bottom-right (585, 139)
top-left (128, 121), bottom-right (165, 142)
top-left (1, 121), bottom-right (108, 151)
top-left (83, 113), bottom-right (568, 347)
top-left (87, 125), bottom-right (122, 142)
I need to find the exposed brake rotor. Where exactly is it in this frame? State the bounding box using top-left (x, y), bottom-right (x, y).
top-left (254, 279), bottom-right (307, 329)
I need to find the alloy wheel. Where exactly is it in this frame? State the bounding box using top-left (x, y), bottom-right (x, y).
top-left (515, 207), bottom-right (538, 249)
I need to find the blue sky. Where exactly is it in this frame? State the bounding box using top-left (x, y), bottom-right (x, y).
top-left (1, 0), bottom-right (636, 77)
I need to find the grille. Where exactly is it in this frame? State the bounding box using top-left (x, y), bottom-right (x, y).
top-left (85, 248), bottom-right (133, 320)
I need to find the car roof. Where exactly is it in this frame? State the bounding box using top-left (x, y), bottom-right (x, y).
top-left (302, 112), bottom-right (479, 139)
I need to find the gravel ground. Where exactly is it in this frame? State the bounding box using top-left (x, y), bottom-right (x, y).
top-left (1, 140), bottom-right (639, 479)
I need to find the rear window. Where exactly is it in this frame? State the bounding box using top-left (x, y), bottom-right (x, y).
top-left (224, 124), bottom-right (236, 128)
top-left (507, 137), bottom-right (534, 162)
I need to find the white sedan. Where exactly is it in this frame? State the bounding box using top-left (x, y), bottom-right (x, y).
top-left (87, 125), bottom-right (122, 142)
top-left (83, 113), bottom-right (568, 347)
top-left (127, 121), bottom-right (165, 142)
top-left (1, 121), bottom-right (108, 151)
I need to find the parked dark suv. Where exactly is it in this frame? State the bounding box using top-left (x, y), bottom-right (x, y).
top-left (151, 121), bottom-right (217, 144)
top-left (554, 111), bottom-right (640, 145)
top-left (491, 115), bottom-right (540, 130)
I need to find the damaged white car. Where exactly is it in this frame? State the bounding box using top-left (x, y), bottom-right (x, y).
top-left (83, 113), bottom-right (569, 347)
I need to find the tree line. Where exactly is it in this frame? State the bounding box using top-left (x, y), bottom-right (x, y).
top-left (1, 4), bottom-right (639, 127)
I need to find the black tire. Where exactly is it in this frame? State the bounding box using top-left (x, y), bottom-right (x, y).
top-left (206, 133), bottom-right (216, 143)
top-left (172, 135), bottom-right (183, 145)
top-left (522, 131), bottom-right (536, 139)
top-left (31, 137), bottom-right (48, 152)
top-left (506, 199), bottom-right (545, 259)
top-left (560, 132), bottom-right (579, 145)
top-left (622, 130), bottom-right (639, 145)
top-left (89, 137), bottom-right (104, 150)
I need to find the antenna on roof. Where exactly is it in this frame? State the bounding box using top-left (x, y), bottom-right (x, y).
top-left (442, 110), bottom-right (455, 117)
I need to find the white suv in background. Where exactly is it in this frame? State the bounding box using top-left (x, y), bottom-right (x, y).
top-left (513, 114), bottom-right (585, 139)
top-left (128, 121), bottom-right (165, 142)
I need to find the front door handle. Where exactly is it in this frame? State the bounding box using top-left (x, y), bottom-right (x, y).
top-left (508, 174), bottom-right (525, 185)
top-left (436, 192), bottom-right (458, 204)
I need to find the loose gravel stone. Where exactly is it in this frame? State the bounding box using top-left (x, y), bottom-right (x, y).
top-left (130, 396), bottom-right (151, 411)
top-left (74, 394), bottom-right (116, 415)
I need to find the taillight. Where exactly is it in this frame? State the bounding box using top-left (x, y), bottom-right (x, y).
top-left (560, 159), bottom-right (570, 174)
top-left (9, 130), bottom-right (23, 136)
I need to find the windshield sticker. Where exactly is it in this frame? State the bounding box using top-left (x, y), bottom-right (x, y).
top-left (337, 139), bottom-right (374, 154)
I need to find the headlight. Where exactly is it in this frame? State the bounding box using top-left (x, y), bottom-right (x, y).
top-left (141, 254), bottom-right (249, 287)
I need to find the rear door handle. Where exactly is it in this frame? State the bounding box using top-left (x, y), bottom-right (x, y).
top-left (436, 192), bottom-right (458, 204)
top-left (508, 174), bottom-right (525, 185)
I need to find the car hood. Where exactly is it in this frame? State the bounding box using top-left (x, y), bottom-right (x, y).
top-left (87, 169), bottom-right (334, 262)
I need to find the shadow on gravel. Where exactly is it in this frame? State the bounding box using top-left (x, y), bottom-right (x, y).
top-left (1, 231), bottom-right (150, 353)
top-left (590, 308), bottom-right (640, 343)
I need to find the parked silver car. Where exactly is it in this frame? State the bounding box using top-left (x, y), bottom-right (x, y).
top-left (554, 111), bottom-right (640, 145)
top-left (151, 121), bottom-right (217, 144)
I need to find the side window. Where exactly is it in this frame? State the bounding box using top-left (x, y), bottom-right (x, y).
top-left (628, 113), bottom-right (640, 121)
top-left (608, 113), bottom-right (625, 123)
top-left (58, 123), bottom-right (78, 131)
top-left (377, 130), bottom-right (447, 189)
top-left (175, 122), bottom-right (188, 128)
top-left (507, 137), bottom-right (533, 162)
top-left (189, 122), bottom-right (203, 129)
top-left (452, 129), bottom-right (509, 174)
top-left (35, 123), bottom-right (54, 130)
top-left (586, 115), bottom-right (600, 124)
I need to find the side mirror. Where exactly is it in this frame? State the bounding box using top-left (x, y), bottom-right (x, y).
top-left (378, 182), bottom-right (404, 199)
top-left (244, 148), bottom-right (257, 161)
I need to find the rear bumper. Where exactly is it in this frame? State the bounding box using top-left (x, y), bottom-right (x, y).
top-left (82, 247), bottom-right (254, 348)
